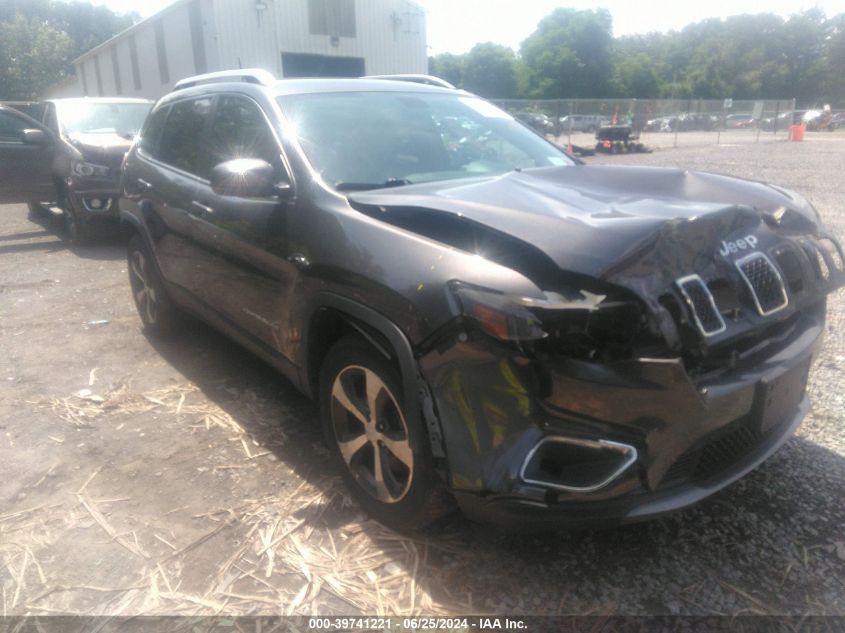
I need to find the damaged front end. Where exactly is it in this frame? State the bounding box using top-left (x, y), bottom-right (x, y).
top-left (348, 167), bottom-right (845, 527)
top-left (417, 229), bottom-right (844, 529)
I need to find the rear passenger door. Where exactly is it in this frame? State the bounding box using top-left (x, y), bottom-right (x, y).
top-left (187, 94), bottom-right (298, 355)
top-left (130, 97), bottom-right (215, 297)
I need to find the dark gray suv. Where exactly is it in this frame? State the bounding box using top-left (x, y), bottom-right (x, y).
top-left (116, 70), bottom-right (844, 531)
top-left (0, 98), bottom-right (152, 243)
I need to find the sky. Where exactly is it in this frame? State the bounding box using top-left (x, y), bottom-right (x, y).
top-left (88, 0), bottom-right (842, 54)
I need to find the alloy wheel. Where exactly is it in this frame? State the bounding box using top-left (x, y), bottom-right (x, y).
top-left (330, 365), bottom-right (413, 503)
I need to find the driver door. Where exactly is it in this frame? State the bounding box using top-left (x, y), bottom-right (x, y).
top-left (0, 107), bottom-right (56, 204)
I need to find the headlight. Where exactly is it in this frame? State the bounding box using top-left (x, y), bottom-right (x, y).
top-left (450, 283), bottom-right (607, 343)
top-left (72, 160), bottom-right (110, 178)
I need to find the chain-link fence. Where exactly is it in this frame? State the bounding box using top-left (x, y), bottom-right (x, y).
top-left (490, 98), bottom-right (810, 150)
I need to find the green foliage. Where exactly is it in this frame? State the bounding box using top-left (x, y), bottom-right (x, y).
top-left (428, 52), bottom-right (464, 88)
top-left (461, 43), bottom-right (518, 98)
top-left (0, 0), bottom-right (136, 100)
top-left (430, 8), bottom-right (844, 104)
top-left (0, 15), bottom-right (71, 100)
top-left (519, 8), bottom-right (614, 98)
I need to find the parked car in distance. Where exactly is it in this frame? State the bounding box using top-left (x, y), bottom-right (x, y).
top-left (759, 111), bottom-right (794, 131)
top-left (827, 112), bottom-right (845, 131)
top-left (644, 115), bottom-right (678, 132)
top-left (0, 97), bottom-right (152, 243)
top-left (72, 70), bottom-right (845, 531)
top-left (559, 114), bottom-right (608, 133)
top-left (676, 113), bottom-right (719, 131)
top-left (513, 111), bottom-right (555, 135)
top-left (724, 113), bottom-right (755, 129)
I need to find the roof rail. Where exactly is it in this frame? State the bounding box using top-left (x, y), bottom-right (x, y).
top-left (363, 74), bottom-right (456, 89)
top-left (174, 69), bottom-right (276, 90)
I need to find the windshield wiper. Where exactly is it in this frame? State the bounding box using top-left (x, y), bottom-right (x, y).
top-left (335, 178), bottom-right (412, 192)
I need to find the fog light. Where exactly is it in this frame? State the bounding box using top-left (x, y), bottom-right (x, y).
top-left (520, 436), bottom-right (637, 493)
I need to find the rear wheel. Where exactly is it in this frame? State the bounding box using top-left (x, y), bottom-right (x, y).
top-left (319, 336), bottom-right (449, 531)
top-left (127, 234), bottom-right (179, 334)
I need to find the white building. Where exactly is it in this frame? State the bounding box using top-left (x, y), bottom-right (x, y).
top-left (47, 0), bottom-right (427, 99)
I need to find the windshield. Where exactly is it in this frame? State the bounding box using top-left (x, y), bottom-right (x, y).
top-left (57, 101), bottom-right (152, 138)
top-left (276, 91), bottom-right (574, 189)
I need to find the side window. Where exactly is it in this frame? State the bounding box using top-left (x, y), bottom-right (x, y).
top-left (139, 105), bottom-right (169, 158)
top-left (0, 110), bottom-right (28, 143)
top-left (204, 95), bottom-right (281, 171)
top-left (158, 97), bottom-right (212, 177)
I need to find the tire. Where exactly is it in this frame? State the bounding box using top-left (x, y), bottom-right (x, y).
top-left (63, 201), bottom-right (94, 246)
top-left (319, 336), bottom-right (449, 531)
top-left (127, 234), bottom-right (180, 334)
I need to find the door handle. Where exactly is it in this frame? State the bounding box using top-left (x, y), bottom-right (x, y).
top-left (287, 253), bottom-right (310, 271)
top-left (137, 178), bottom-right (153, 191)
top-left (190, 200), bottom-right (214, 215)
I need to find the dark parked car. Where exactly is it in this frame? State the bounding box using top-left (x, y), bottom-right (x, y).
top-left (827, 112), bottom-right (845, 131)
top-left (0, 97), bottom-right (152, 242)
top-left (514, 111), bottom-right (555, 135)
top-left (44, 71), bottom-right (845, 531)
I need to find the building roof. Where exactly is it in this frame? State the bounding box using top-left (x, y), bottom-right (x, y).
top-left (72, 0), bottom-right (192, 65)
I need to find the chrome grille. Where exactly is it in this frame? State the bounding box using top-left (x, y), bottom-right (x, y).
top-left (735, 252), bottom-right (788, 316)
top-left (676, 274), bottom-right (726, 336)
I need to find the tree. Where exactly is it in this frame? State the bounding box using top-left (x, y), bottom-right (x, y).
top-left (429, 53), bottom-right (464, 88)
top-left (461, 43), bottom-right (518, 98)
top-left (0, 0), bottom-right (137, 99)
top-left (824, 14), bottom-right (845, 105)
top-left (519, 8), bottom-right (614, 98)
top-left (0, 15), bottom-right (71, 99)
top-left (610, 53), bottom-right (661, 98)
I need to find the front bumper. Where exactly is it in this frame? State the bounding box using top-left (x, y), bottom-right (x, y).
top-left (66, 176), bottom-right (121, 219)
top-left (453, 396), bottom-right (807, 530)
top-left (419, 305), bottom-right (823, 529)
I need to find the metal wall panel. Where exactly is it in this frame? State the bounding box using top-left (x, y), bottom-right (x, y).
top-left (47, 0), bottom-right (427, 99)
top-left (211, 0), bottom-right (426, 77)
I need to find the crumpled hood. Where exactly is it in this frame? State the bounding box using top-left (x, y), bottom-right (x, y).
top-left (348, 165), bottom-right (821, 283)
top-left (67, 132), bottom-right (133, 168)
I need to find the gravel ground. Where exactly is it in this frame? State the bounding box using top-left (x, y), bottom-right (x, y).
top-left (1, 136), bottom-right (844, 617)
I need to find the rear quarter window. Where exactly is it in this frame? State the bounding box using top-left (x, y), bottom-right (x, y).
top-left (138, 105), bottom-right (169, 158)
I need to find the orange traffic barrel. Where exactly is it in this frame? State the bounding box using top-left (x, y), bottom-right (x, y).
top-left (790, 123), bottom-right (806, 141)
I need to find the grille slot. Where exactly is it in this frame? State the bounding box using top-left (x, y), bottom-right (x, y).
top-left (735, 252), bottom-right (788, 316)
top-left (694, 424), bottom-right (759, 480)
top-left (660, 418), bottom-right (767, 488)
top-left (774, 247), bottom-right (804, 294)
top-left (818, 238), bottom-right (844, 272)
top-left (676, 275), bottom-right (726, 336)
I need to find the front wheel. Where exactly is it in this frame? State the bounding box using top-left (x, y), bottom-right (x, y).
top-left (63, 203), bottom-right (94, 245)
top-left (127, 234), bottom-right (180, 334)
top-left (319, 336), bottom-right (449, 531)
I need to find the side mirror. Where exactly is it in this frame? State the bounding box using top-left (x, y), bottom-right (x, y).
top-left (21, 129), bottom-right (49, 146)
top-left (210, 158), bottom-right (289, 199)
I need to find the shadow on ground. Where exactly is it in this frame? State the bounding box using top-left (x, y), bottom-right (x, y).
top-left (143, 315), bottom-right (845, 615)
